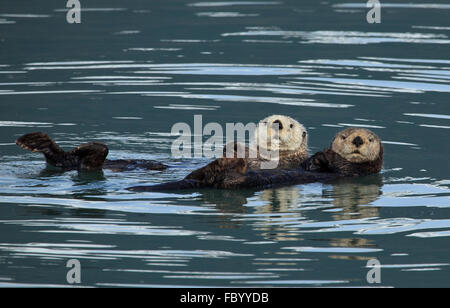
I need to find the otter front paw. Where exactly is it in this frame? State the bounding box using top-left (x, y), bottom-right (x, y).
top-left (222, 142), bottom-right (249, 159)
top-left (303, 151), bottom-right (331, 172)
top-left (217, 157), bottom-right (248, 174)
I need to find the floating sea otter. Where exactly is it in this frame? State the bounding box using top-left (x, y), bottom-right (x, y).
top-left (15, 119), bottom-right (383, 190)
top-left (15, 132), bottom-right (167, 172)
top-left (15, 114), bottom-right (306, 173)
top-left (129, 127), bottom-right (383, 191)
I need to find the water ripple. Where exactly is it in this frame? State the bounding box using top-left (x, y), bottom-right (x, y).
top-left (188, 1), bottom-right (282, 7)
top-left (222, 29), bottom-right (450, 44)
top-left (334, 3), bottom-right (450, 9)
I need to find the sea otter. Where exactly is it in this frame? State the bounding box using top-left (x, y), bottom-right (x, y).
top-left (14, 115), bottom-right (307, 173)
top-left (183, 115), bottom-right (308, 187)
top-left (302, 127), bottom-right (383, 177)
top-left (129, 127), bottom-right (383, 191)
top-left (221, 114), bottom-right (308, 170)
top-left (15, 132), bottom-right (167, 172)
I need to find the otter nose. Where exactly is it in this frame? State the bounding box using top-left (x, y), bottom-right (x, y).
top-left (352, 136), bottom-right (364, 148)
top-left (272, 120), bottom-right (283, 130)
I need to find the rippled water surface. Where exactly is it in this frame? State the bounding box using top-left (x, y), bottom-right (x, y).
top-left (1, 0), bottom-right (450, 287)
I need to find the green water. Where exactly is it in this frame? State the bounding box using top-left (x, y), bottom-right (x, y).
top-left (0, 0), bottom-right (450, 287)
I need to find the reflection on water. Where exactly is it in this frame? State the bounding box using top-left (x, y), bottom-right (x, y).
top-left (326, 176), bottom-right (382, 220)
top-left (1, 0), bottom-right (450, 287)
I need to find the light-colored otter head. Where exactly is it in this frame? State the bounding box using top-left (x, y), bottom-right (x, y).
top-left (331, 128), bottom-right (381, 163)
top-left (254, 115), bottom-right (308, 154)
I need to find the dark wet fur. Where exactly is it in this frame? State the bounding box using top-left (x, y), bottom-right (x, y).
top-left (103, 159), bottom-right (167, 172)
top-left (16, 132), bottom-right (168, 172)
top-left (128, 157), bottom-right (332, 191)
top-left (128, 146), bottom-right (383, 191)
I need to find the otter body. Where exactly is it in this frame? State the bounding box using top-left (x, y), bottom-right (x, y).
top-left (129, 162), bottom-right (338, 191)
top-left (129, 127), bottom-right (383, 191)
top-left (16, 132), bottom-right (167, 172)
top-left (301, 148), bottom-right (383, 177)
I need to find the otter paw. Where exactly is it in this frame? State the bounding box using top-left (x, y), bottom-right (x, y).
top-left (217, 157), bottom-right (248, 174)
top-left (15, 132), bottom-right (53, 152)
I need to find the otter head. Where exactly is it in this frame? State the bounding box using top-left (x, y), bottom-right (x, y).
top-left (254, 115), bottom-right (308, 154)
top-left (331, 128), bottom-right (382, 163)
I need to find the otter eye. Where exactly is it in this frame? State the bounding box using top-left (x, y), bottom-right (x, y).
top-left (341, 135), bottom-right (347, 140)
top-left (290, 124), bottom-right (294, 128)
top-left (369, 138), bottom-right (374, 142)
top-left (302, 131), bottom-right (306, 138)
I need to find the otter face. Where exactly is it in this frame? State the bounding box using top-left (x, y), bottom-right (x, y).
top-left (331, 128), bottom-right (381, 163)
top-left (254, 115), bottom-right (307, 152)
